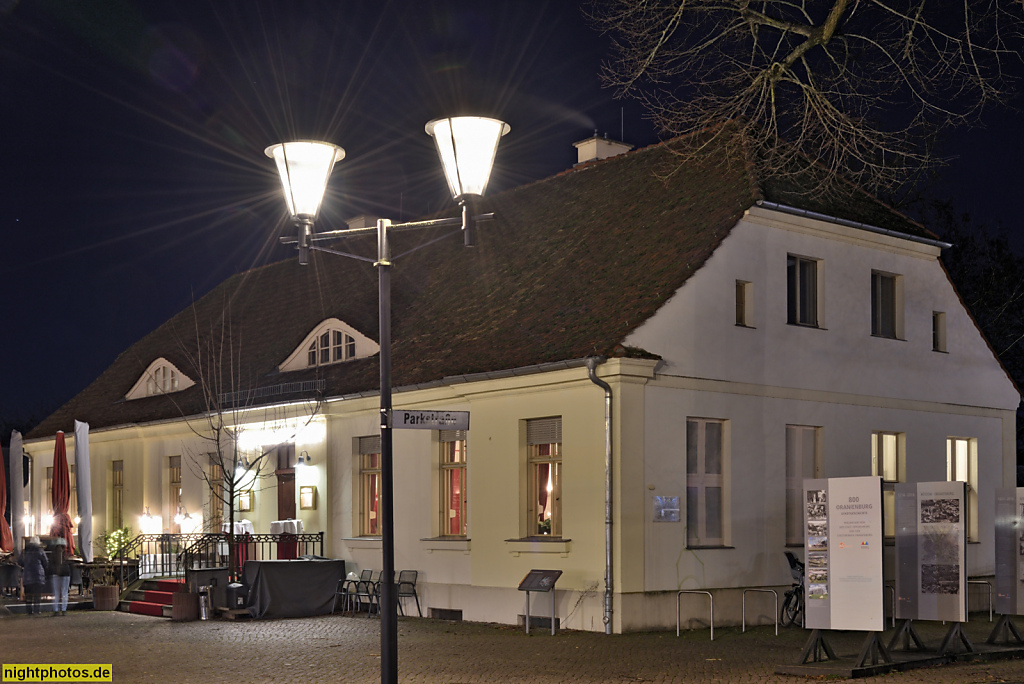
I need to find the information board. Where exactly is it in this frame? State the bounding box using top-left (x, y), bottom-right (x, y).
top-left (518, 569), bottom-right (562, 592)
top-left (994, 487), bottom-right (1024, 616)
top-left (894, 481), bottom-right (967, 622)
top-left (804, 476), bottom-right (885, 632)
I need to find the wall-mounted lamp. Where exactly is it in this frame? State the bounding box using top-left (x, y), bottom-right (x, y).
top-left (296, 450), bottom-right (312, 467)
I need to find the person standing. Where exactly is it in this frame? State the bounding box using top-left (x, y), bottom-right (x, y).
top-left (20, 536), bottom-right (48, 615)
top-left (52, 538), bottom-right (71, 616)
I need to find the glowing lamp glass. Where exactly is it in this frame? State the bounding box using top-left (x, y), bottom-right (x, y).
top-left (425, 116), bottom-right (509, 200)
top-left (265, 141), bottom-right (345, 219)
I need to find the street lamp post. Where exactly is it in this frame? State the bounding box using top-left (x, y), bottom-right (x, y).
top-left (267, 116), bottom-right (509, 684)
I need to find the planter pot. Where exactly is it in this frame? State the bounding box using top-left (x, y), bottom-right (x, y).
top-left (93, 585), bottom-right (119, 611)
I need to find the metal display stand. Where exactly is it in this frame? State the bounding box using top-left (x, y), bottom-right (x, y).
top-left (887, 619), bottom-right (929, 652)
top-left (854, 632), bottom-right (892, 667)
top-left (798, 629), bottom-right (837, 664)
top-left (987, 615), bottom-right (1024, 645)
top-left (937, 622), bottom-right (975, 655)
top-left (518, 569), bottom-right (562, 635)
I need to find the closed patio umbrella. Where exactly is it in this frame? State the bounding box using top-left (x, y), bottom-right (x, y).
top-left (49, 431), bottom-right (75, 555)
top-left (0, 445), bottom-right (12, 552)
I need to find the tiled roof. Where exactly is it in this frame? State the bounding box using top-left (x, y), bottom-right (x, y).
top-left (28, 135), bottom-right (925, 438)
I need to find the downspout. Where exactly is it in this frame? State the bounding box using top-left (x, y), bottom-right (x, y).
top-left (585, 356), bottom-right (613, 634)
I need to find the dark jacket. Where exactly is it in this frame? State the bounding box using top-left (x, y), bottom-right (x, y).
top-left (52, 545), bottom-right (71, 577)
top-left (20, 544), bottom-right (48, 586)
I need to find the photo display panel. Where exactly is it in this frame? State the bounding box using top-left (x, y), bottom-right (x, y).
top-left (994, 488), bottom-right (1024, 616)
top-left (894, 481), bottom-right (967, 622)
top-left (804, 476), bottom-right (885, 631)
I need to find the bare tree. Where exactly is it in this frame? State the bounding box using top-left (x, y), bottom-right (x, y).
top-left (156, 306), bottom-right (323, 580)
top-left (588, 1), bottom-right (1023, 198)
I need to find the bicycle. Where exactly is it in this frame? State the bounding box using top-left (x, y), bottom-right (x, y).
top-left (780, 550), bottom-right (805, 627)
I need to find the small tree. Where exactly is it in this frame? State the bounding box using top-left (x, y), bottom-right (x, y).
top-left (158, 304), bottom-right (323, 581)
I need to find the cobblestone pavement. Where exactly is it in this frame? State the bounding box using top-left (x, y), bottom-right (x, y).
top-left (1, 611), bottom-right (1023, 683)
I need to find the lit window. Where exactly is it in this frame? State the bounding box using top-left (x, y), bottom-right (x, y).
top-left (787, 255), bottom-right (819, 327)
top-left (786, 426), bottom-right (822, 545)
top-left (527, 418), bottom-right (562, 537)
top-left (169, 456), bottom-right (181, 533)
top-left (947, 437), bottom-right (978, 542)
top-left (208, 456), bottom-right (224, 529)
top-left (871, 271), bottom-right (903, 339)
top-left (933, 312), bottom-right (947, 352)
top-left (687, 418), bottom-right (727, 546)
top-left (440, 431), bottom-right (468, 537)
top-left (359, 436), bottom-right (382, 536)
top-left (871, 432), bottom-right (905, 537)
top-left (112, 460), bottom-right (124, 529)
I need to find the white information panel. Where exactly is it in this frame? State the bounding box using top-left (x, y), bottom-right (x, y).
top-left (804, 476), bottom-right (885, 631)
top-left (894, 481), bottom-right (967, 622)
top-left (994, 487), bottom-right (1024, 616)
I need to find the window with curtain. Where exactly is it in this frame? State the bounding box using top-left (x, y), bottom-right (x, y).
top-left (687, 418), bottom-right (727, 547)
top-left (527, 418), bottom-right (562, 537)
top-left (947, 437), bottom-right (978, 542)
top-left (871, 431), bottom-right (904, 538)
top-left (787, 255), bottom-right (819, 327)
top-left (440, 430), bottom-right (468, 537)
top-left (359, 436), bottom-right (382, 536)
top-left (112, 460), bottom-right (124, 529)
top-left (169, 456), bottom-right (181, 534)
top-left (786, 426), bottom-right (822, 545)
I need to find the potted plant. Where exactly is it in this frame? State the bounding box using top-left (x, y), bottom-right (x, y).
top-left (92, 527), bottom-right (132, 610)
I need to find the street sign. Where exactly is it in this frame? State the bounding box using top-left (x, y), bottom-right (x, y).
top-left (393, 410), bottom-right (469, 431)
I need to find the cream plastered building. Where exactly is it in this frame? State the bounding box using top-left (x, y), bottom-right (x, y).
top-left (24, 135), bottom-right (1018, 632)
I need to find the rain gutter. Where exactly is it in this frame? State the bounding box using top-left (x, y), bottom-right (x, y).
top-left (755, 200), bottom-right (953, 249)
top-left (585, 356), bottom-right (614, 634)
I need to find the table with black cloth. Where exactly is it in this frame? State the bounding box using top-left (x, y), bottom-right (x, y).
top-left (242, 559), bottom-right (345, 619)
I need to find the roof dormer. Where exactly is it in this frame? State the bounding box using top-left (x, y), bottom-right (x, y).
top-left (125, 358), bottom-right (196, 401)
top-left (279, 318), bottom-right (379, 373)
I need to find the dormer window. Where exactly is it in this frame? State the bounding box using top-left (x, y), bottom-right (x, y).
top-left (125, 358), bottom-right (195, 401)
top-left (278, 318), bottom-right (379, 373)
top-left (308, 330), bottom-right (357, 367)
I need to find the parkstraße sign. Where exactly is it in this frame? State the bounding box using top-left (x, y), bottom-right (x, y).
top-left (394, 410), bottom-right (469, 431)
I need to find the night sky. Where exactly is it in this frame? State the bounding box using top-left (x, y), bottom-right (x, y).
top-left (1, 1), bottom-right (1022, 425)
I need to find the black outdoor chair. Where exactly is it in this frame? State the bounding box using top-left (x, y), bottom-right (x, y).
top-left (353, 570), bottom-right (381, 617)
top-left (397, 570), bottom-right (422, 617)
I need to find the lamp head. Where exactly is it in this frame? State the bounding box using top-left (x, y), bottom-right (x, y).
top-left (425, 116), bottom-right (509, 202)
top-left (265, 141), bottom-right (345, 220)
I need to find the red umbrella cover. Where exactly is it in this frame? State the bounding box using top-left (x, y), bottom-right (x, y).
top-left (0, 444), bottom-right (12, 552)
top-left (49, 432), bottom-right (76, 555)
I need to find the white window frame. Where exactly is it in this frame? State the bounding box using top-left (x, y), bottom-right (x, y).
top-left (112, 460), bottom-right (124, 529)
top-left (871, 431), bottom-right (905, 538)
top-left (439, 430), bottom-right (468, 537)
top-left (526, 418), bottom-right (562, 538)
top-left (735, 280), bottom-right (754, 327)
top-left (933, 311), bottom-right (947, 352)
top-left (358, 436), bottom-right (382, 537)
top-left (786, 425), bottom-right (822, 546)
top-left (168, 456), bottom-right (181, 534)
top-left (787, 255), bottom-right (823, 328)
top-left (871, 270), bottom-right (904, 339)
top-left (686, 418), bottom-right (728, 547)
top-left (947, 437), bottom-right (979, 542)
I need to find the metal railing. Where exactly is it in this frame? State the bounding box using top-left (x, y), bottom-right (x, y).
top-left (113, 532), bottom-right (325, 589)
top-left (180, 532), bottom-right (325, 579)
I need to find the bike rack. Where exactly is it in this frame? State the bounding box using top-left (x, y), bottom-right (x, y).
top-left (676, 590), bottom-right (713, 641)
top-left (742, 588), bottom-right (778, 635)
top-left (967, 580), bottom-right (993, 622)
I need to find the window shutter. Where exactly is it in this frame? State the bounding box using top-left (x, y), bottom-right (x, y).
top-left (359, 436), bottom-right (382, 454)
top-left (527, 417), bottom-right (562, 445)
top-left (439, 430), bottom-right (467, 443)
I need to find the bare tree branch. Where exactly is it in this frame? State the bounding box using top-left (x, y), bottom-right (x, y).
top-left (588, 0), bottom-right (1024, 199)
